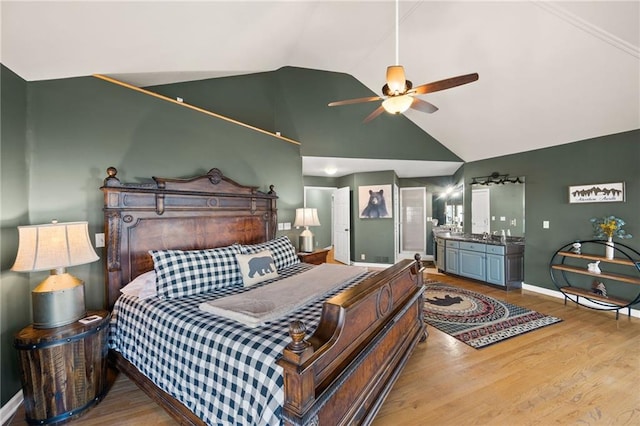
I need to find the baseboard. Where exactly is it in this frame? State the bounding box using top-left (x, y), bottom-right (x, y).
top-left (1, 389), bottom-right (23, 425)
top-left (522, 283), bottom-right (640, 319)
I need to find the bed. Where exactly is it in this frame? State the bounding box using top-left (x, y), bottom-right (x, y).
top-left (101, 166), bottom-right (427, 425)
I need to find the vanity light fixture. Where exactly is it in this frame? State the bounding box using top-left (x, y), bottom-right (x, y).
top-left (470, 172), bottom-right (523, 185)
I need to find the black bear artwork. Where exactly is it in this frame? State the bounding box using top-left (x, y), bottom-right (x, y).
top-left (247, 256), bottom-right (275, 278)
top-left (361, 189), bottom-right (389, 218)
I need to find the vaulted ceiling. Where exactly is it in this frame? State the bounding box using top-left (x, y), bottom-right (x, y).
top-left (2, 1), bottom-right (638, 171)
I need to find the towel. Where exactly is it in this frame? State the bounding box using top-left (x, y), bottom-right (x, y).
top-left (199, 263), bottom-right (368, 328)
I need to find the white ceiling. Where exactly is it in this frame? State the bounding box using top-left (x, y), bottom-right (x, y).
top-left (2, 1), bottom-right (638, 178)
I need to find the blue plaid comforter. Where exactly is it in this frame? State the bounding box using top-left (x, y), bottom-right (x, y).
top-left (108, 263), bottom-right (373, 425)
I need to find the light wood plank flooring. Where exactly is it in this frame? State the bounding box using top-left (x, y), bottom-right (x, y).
top-left (7, 268), bottom-right (640, 425)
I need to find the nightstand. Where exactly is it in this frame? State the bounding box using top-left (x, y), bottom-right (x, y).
top-left (14, 310), bottom-right (110, 424)
top-left (298, 248), bottom-right (330, 265)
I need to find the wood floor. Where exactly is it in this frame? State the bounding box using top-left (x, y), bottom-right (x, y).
top-left (7, 268), bottom-right (640, 426)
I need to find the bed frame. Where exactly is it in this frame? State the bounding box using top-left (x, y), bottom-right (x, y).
top-left (101, 166), bottom-right (427, 426)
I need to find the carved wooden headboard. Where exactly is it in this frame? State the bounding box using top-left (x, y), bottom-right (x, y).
top-left (100, 167), bottom-right (277, 309)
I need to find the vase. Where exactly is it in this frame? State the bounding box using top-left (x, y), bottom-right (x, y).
top-left (605, 237), bottom-right (614, 259)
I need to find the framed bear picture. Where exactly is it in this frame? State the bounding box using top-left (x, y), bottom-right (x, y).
top-left (358, 184), bottom-right (392, 219)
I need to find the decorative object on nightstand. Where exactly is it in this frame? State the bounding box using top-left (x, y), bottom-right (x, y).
top-left (11, 220), bottom-right (99, 328)
top-left (298, 248), bottom-right (330, 265)
top-left (14, 310), bottom-right (110, 424)
top-left (293, 208), bottom-right (321, 252)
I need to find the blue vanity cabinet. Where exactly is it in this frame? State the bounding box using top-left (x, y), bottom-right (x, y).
top-left (486, 245), bottom-right (506, 286)
top-left (445, 240), bottom-right (460, 275)
top-left (458, 242), bottom-right (486, 281)
top-left (486, 244), bottom-right (525, 289)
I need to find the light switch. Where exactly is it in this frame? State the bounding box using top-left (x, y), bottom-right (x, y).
top-left (500, 216), bottom-right (506, 221)
top-left (543, 220), bottom-right (550, 229)
top-left (95, 233), bottom-right (105, 248)
top-left (278, 223), bottom-right (284, 231)
top-left (284, 222), bottom-right (291, 230)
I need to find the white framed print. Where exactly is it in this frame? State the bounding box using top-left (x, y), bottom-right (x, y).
top-left (568, 182), bottom-right (625, 204)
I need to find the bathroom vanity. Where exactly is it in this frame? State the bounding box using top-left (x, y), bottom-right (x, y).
top-left (435, 232), bottom-right (524, 290)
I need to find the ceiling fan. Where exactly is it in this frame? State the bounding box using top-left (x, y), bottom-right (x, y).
top-left (328, 0), bottom-right (479, 123)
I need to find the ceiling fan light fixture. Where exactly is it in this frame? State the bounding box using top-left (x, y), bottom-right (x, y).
top-left (386, 65), bottom-right (406, 94)
top-left (382, 95), bottom-right (413, 114)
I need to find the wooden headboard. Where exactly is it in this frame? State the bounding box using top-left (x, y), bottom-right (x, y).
top-left (100, 166), bottom-right (277, 309)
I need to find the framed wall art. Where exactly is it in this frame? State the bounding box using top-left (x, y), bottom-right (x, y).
top-left (568, 182), bottom-right (625, 204)
top-left (358, 184), bottom-right (392, 218)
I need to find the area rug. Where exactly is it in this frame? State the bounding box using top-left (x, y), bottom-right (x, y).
top-left (423, 284), bottom-right (562, 349)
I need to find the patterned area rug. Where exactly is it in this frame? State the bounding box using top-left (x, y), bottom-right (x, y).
top-left (424, 284), bottom-right (562, 349)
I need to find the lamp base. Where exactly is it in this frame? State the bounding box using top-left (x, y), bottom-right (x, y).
top-left (299, 235), bottom-right (315, 253)
top-left (32, 282), bottom-right (86, 329)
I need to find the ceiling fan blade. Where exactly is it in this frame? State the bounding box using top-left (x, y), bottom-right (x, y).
top-left (411, 73), bottom-right (479, 95)
top-left (328, 96), bottom-right (383, 107)
top-left (363, 105), bottom-right (385, 123)
top-left (410, 97), bottom-right (439, 114)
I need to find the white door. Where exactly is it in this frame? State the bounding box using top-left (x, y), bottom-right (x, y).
top-left (394, 184), bottom-right (399, 263)
top-left (400, 187), bottom-right (426, 257)
top-left (471, 188), bottom-right (490, 234)
top-left (333, 187), bottom-right (351, 264)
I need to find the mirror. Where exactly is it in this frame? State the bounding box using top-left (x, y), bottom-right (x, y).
top-left (471, 179), bottom-right (525, 237)
top-left (431, 184), bottom-right (463, 230)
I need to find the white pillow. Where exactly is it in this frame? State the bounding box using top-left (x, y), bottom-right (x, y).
top-left (236, 250), bottom-right (279, 287)
top-left (120, 270), bottom-right (157, 300)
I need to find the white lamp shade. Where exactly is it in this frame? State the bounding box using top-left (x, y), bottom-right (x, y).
top-left (293, 208), bottom-right (321, 228)
top-left (382, 95), bottom-right (413, 114)
top-left (12, 221), bottom-right (99, 272)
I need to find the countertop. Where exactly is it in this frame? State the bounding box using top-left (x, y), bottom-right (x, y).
top-left (433, 231), bottom-right (525, 247)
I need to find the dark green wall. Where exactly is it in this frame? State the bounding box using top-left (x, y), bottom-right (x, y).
top-left (151, 67), bottom-right (462, 163)
top-left (0, 65), bottom-right (31, 406)
top-left (463, 130), bottom-right (639, 304)
top-left (25, 76), bottom-right (303, 309)
top-left (338, 171), bottom-right (397, 264)
top-left (304, 188), bottom-right (334, 250)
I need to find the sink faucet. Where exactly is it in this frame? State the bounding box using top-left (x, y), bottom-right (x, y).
top-left (482, 232), bottom-right (489, 240)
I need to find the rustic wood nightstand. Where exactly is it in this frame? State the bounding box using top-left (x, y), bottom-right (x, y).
top-left (14, 309), bottom-right (110, 424)
top-left (297, 248), bottom-right (330, 265)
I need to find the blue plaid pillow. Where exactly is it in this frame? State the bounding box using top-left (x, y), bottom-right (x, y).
top-left (150, 245), bottom-right (242, 299)
top-left (240, 235), bottom-right (300, 270)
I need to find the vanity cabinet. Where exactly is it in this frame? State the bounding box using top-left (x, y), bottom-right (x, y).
top-left (436, 237), bottom-right (446, 272)
top-left (445, 240), bottom-right (459, 274)
top-left (459, 241), bottom-right (486, 281)
top-left (486, 244), bottom-right (524, 289)
top-left (440, 237), bottom-right (525, 289)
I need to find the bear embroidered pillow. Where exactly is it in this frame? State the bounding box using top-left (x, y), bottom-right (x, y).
top-left (236, 250), bottom-right (279, 287)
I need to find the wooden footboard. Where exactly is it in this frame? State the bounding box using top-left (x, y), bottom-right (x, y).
top-left (278, 256), bottom-right (426, 425)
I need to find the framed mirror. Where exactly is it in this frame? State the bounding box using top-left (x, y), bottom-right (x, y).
top-left (471, 177), bottom-right (525, 237)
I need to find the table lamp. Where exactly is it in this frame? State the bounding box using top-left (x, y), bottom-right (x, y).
top-left (11, 220), bottom-right (99, 328)
top-left (293, 208), bottom-right (321, 253)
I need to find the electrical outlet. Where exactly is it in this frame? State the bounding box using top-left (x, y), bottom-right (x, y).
top-left (95, 233), bottom-right (105, 248)
top-left (360, 253), bottom-right (366, 260)
top-left (543, 220), bottom-right (550, 229)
